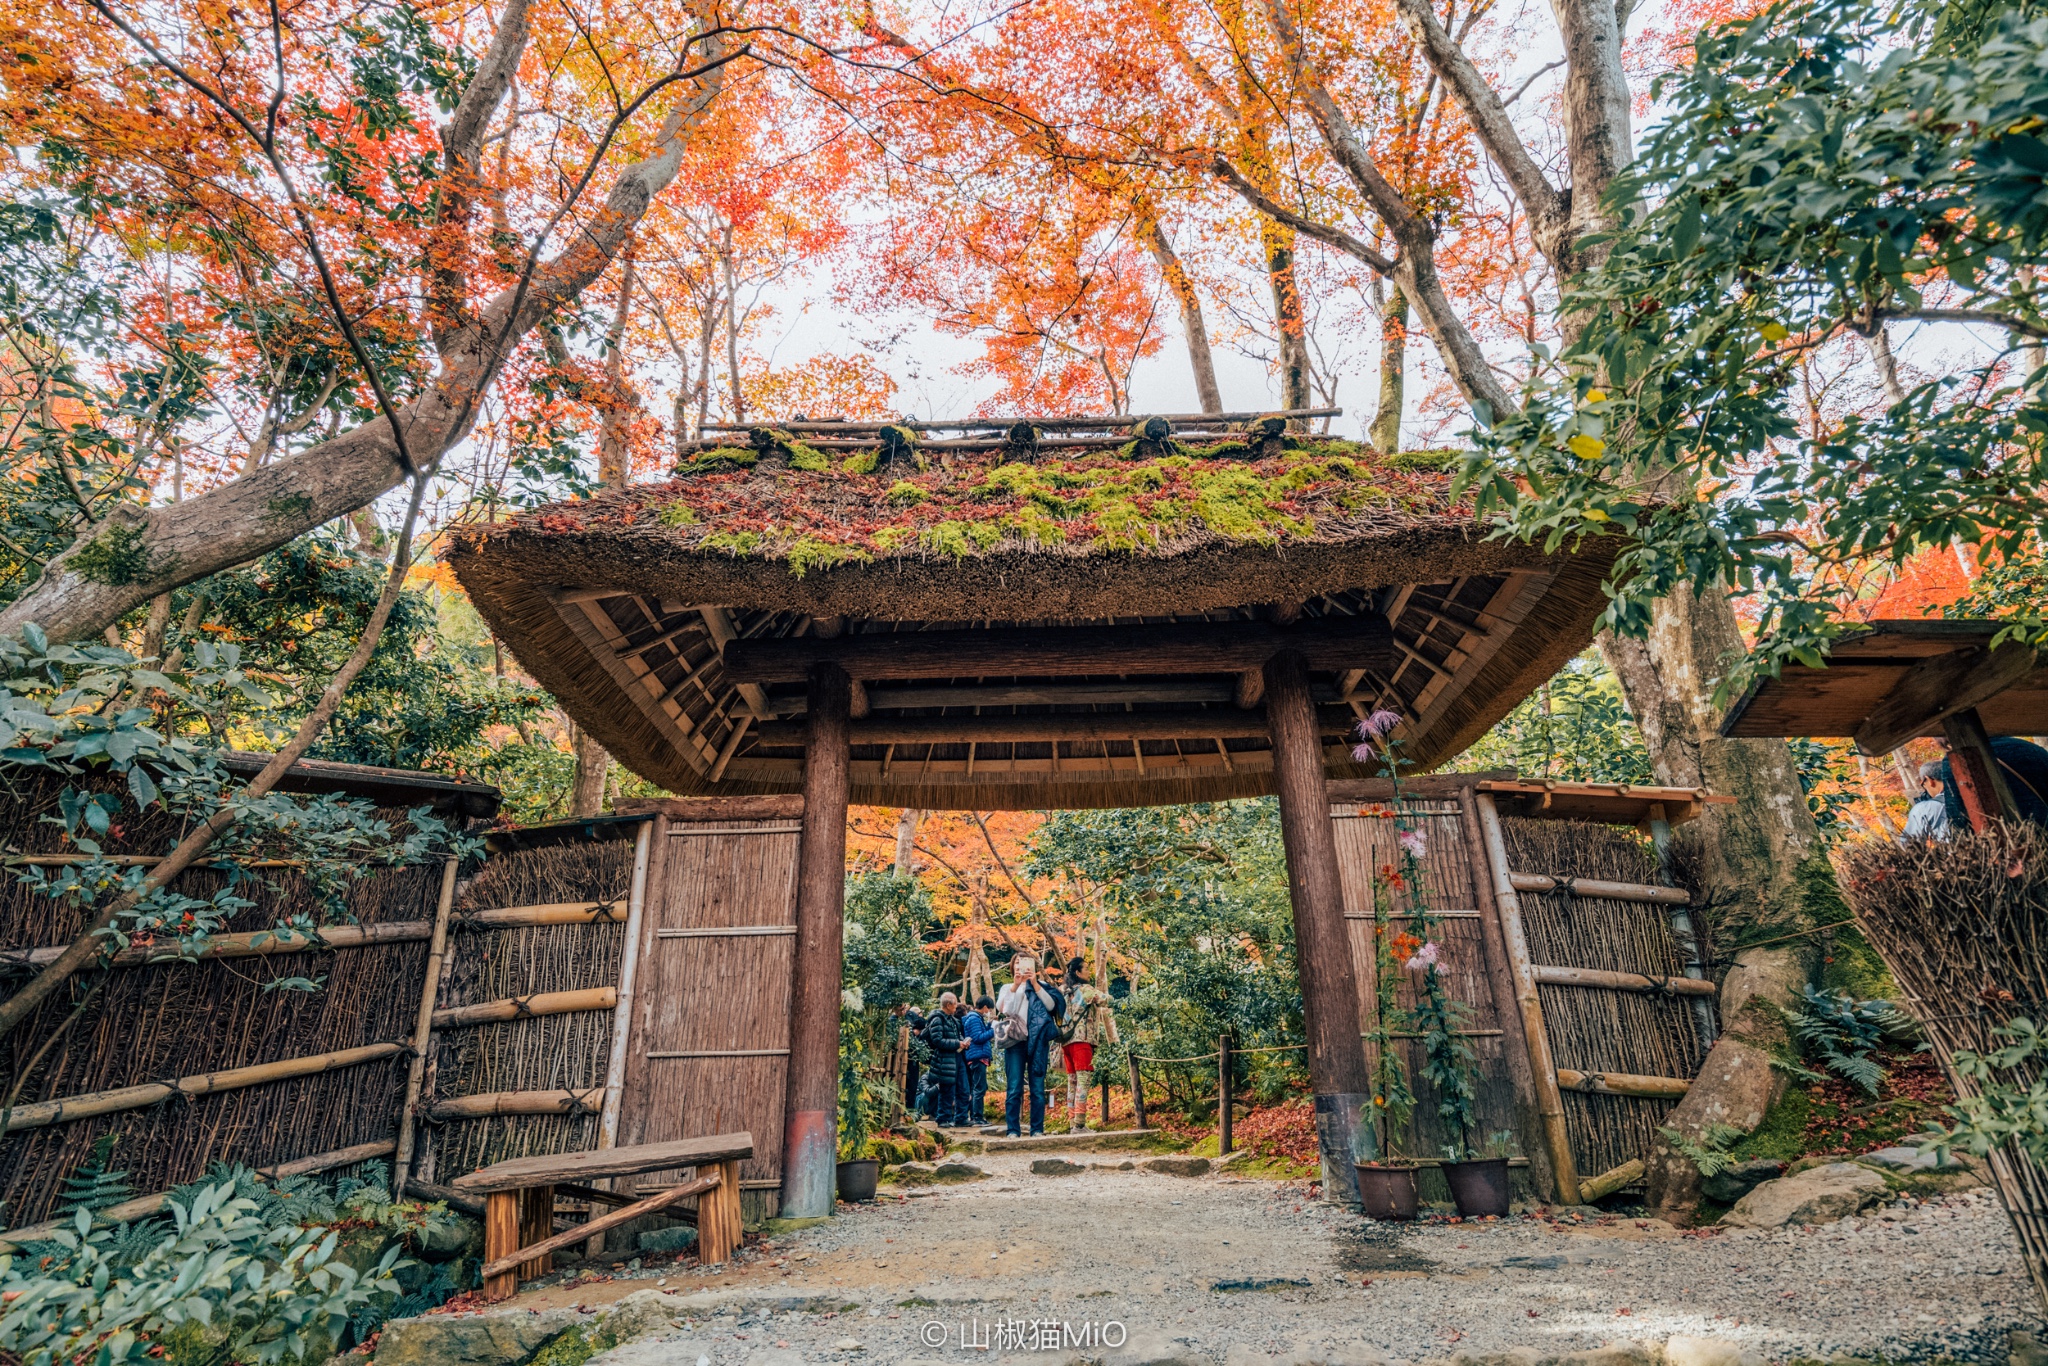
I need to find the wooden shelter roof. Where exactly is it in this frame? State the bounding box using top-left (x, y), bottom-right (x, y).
top-left (1719, 620), bottom-right (2047, 754)
top-left (447, 414), bottom-right (1630, 809)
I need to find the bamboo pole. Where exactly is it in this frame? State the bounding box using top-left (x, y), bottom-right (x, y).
top-left (0, 903), bottom-right (626, 971)
top-left (1475, 793), bottom-right (1582, 1204)
top-left (0, 1140), bottom-right (397, 1248)
top-left (599, 821), bottom-right (655, 1150)
top-left (434, 987), bottom-right (619, 1029)
top-left (1578, 1157), bottom-right (1646, 1202)
top-left (4, 1042), bottom-right (407, 1133)
top-left (1531, 965), bottom-right (1718, 997)
top-left (428, 1088), bottom-right (605, 1121)
top-left (481, 1173), bottom-right (717, 1281)
top-left (1508, 873), bottom-right (1692, 906)
top-left (394, 858), bottom-right (459, 1190)
top-left (1556, 1068), bottom-right (1691, 1099)
top-left (1455, 785), bottom-right (1556, 1201)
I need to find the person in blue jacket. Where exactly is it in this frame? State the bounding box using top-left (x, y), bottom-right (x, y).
top-left (1937, 737), bottom-right (2048, 831)
top-left (995, 955), bottom-right (1065, 1136)
top-left (960, 996), bottom-right (995, 1125)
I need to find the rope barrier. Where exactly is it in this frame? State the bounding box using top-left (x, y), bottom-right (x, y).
top-left (1127, 1042), bottom-right (1307, 1065)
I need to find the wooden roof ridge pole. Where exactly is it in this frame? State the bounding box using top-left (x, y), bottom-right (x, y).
top-left (783, 660), bottom-right (851, 1219)
top-left (1454, 784), bottom-right (1557, 1202)
top-left (1474, 791), bottom-right (1581, 1204)
top-left (1943, 707), bottom-right (2021, 832)
top-left (394, 856), bottom-right (460, 1191)
top-left (1264, 648), bottom-right (1373, 1208)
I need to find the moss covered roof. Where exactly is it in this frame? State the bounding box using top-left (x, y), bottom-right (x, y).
top-left (470, 437), bottom-right (1468, 579)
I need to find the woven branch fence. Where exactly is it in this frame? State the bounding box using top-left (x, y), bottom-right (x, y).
top-left (1840, 823), bottom-right (2048, 1308)
top-left (418, 838), bottom-right (632, 1184)
top-left (1500, 816), bottom-right (1710, 1184)
top-left (0, 770), bottom-right (449, 1227)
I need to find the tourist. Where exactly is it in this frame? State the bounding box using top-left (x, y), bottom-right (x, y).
top-left (1059, 957), bottom-right (1112, 1133)
top-left (996, 954), bottom-right (1065, 1136)
top-left (1900, 762), bottom-right (1953, 844)
top-left (1933, 736), bottom-right (2048, 831)
top-left (961, 995), bottom-right (995, 1124)
top-left (922, 992), bottom-right (969, 1126)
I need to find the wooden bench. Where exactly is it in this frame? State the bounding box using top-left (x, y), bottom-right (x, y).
top-left (451, 1133), bottom-right (754, 1300)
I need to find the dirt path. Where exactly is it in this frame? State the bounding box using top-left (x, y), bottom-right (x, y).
top-left (489, 1150), bottom-right (2039, 1364)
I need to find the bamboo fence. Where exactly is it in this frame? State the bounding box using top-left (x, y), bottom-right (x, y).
top-left (0, 771), bottom-right (450, 1226)
top-left (1499, 816), bottom-right (1709, 1184)
top-left (418, 838), bottom-right (631, 1183)
top-left (1840, 823), bottom-right (2048, 1308)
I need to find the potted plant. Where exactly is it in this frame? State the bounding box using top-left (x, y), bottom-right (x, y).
top-left (1355, 847), bottom-right (1420, 1220)
top-left (1441, 1130), bottom-right (1516, 1218)
top-left (836, 993), bottom-right (882, 1202)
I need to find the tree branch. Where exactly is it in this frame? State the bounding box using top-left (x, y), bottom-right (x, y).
top-left (1880, 307), bottom-right (2048, 340)
top-left (433, 0), bottom-right (536, 336)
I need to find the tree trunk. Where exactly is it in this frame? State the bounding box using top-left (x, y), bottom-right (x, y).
top-left (893, 808), bottom-right (921, 876)
top-left (0, 41), bottom-right (729, 647)
top-left (571, 729), bottom-right (608, 818)
top-left (1600, 589), bottom-right (1823, 1222)
top-left (1263, 223), bottom-right (1311, 416)
top-left (1140, 217), bottom-right (1223, 414)
top-left (1370, 286), bottom-right (1407, 452)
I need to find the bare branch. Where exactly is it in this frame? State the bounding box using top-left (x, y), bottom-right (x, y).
top-left (1212, 158), bottom-right (1392, 273)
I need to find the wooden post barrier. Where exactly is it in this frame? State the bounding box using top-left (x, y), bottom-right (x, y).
top-left (1218, 1035), bottom-right (1233, 1156)
top-left (1127, 1053), bottom-right (1147, 1130)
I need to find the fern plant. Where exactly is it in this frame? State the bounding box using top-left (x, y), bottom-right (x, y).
top-left (1790, 986), bottom-right (1918, 1096)
top-left (1659, 1121), bottom-right (1748, 1177)
top-left (57, 1134), bottom-right (131, 1214)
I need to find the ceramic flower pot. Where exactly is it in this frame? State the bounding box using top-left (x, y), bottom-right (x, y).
top-left (1442, 1157), bottom-right (1512, 1217)
top-left (836, 1158), bottom-right (880, 1202)
top-left (1355, 1162), bottom-right (1420, 1220)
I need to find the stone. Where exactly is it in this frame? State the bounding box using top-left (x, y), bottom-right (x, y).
top-left (832, 1338), bottom-right (865, 1351)
top-left (1499, 1254), bottom-right (1565, 1271)
top-left (1092, 1161), bottom-right (1138, 1171)
top-left (413, 1208), bottom-right (479, 1259)
top-left (1701, 1159), bottom-right (1787, 1205)
top-left (1663, 1336), bottom-right (1768, 1366)
top-left (1721, 1162), bottom-right (1888, 1228)
top-left (891, 1161), bottom-right (937, 1178)
top-left (933, 1161), bottom-right (984, 1179)
top-left (1104, 1330), bottom-right (1213, 1366)
top-left (638, 1225), bottom-right (698, 1253)
top-left (1142, 1156), bottom-right (1212, 1177)
top-left (1861, 1145), bottom-right (1969, 1173)
top-left (2013, 1330), bottom-right (2048, 1366)
top-left (581, 1338), bottom-right (713, 1366)
top-left (1032, 1158), bottom-right (1086, 1176)
top-left (376, 1307), bottom-right (585, 1366)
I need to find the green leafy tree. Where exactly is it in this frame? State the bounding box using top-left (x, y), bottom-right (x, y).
top-left (1467, 0), bottom-right (2048, 685)
top-left (1461, 651), bottom-right (1653, 783)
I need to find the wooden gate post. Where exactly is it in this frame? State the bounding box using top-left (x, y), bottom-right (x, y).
top-left (1263, 649), bottom-right (1373, 1205)
top-left (782, 660), bottom-right (852, 1218)
top-left (1944, 707), bottom-right (2019, 832)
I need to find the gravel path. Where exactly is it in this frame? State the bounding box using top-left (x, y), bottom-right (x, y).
top-left (523, 1150), bottom-right (2043, 1364)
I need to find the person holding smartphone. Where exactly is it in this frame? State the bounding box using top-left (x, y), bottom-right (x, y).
top-left (995, 955), bottom-right (1065, 1136)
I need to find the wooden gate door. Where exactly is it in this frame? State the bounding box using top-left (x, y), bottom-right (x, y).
top-left (614, 797), bottom-right (804, 1211)
top-left (1328, 788), bottom-right (1552, 1197)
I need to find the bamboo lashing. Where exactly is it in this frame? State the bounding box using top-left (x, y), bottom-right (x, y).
top-left (1578, 1157), bottom-right (1646, 1201)
top-left (481, 1172), bottom-right (717, 1280)
top-left (394, 858), bottom-right (459, 1189)
top-left (1531, 965), bottom-right (1717, 997)
top-left (1508, 873), bottom-right (1691, 906)
top-left (0, 901), bottom-right (626, 971)
top-left (1476, 793), bottom-right (1583, 1204)
top-left (433, 987), bottom-right (618, 1029)
top-left (3, 1041), bottom-right (408, 1133)
top-left (428, 1088), bottom-right (604, 1120)
top-left (1556, 1068), bottom-right (1691, 1099)
top-left (0, 1139), bottom-right (397, 1248)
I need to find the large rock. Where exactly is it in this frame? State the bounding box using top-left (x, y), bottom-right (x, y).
top-left (1861, 1145), bottom-right (1969, 1173)
top-left (934, 1161), bottom-right (985, 1179)
top-left (1142, 1156), bottom-right (1211, 1177)
top-left (1721, 1162), bottom-right (1888, 1228)
top-left (1701, 1159), bottom-right (1786, 1205)
top-left (1032, 1158), bottom-right (1085, 1176)
top-left (376, 1307), bottom-right (585, 1366)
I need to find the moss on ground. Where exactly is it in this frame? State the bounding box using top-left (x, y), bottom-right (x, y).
top-left (1730, 1085), bottom-right (1814, 1165)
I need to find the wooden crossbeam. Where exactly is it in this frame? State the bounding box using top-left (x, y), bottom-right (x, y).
top-left (1855, 639), bottom-right (2039, 756)
top-left (5, 1043), bottom-right (407, 1133)
top-left (481, 1173), bottom-right (716, 1281)
top-left (753, 708), bottom-right (1358, 746)
top-left (1555, 1067), bottom-right (1691, 1099)
top-left (433, 987), bottom-right (618, 1029)
top-left (429, 1088), bottom-right (604, 1121)
top-left (1509, 873), bottom-right (1692, 907)
top-left (721, 615), bottom-right (1394, 684)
